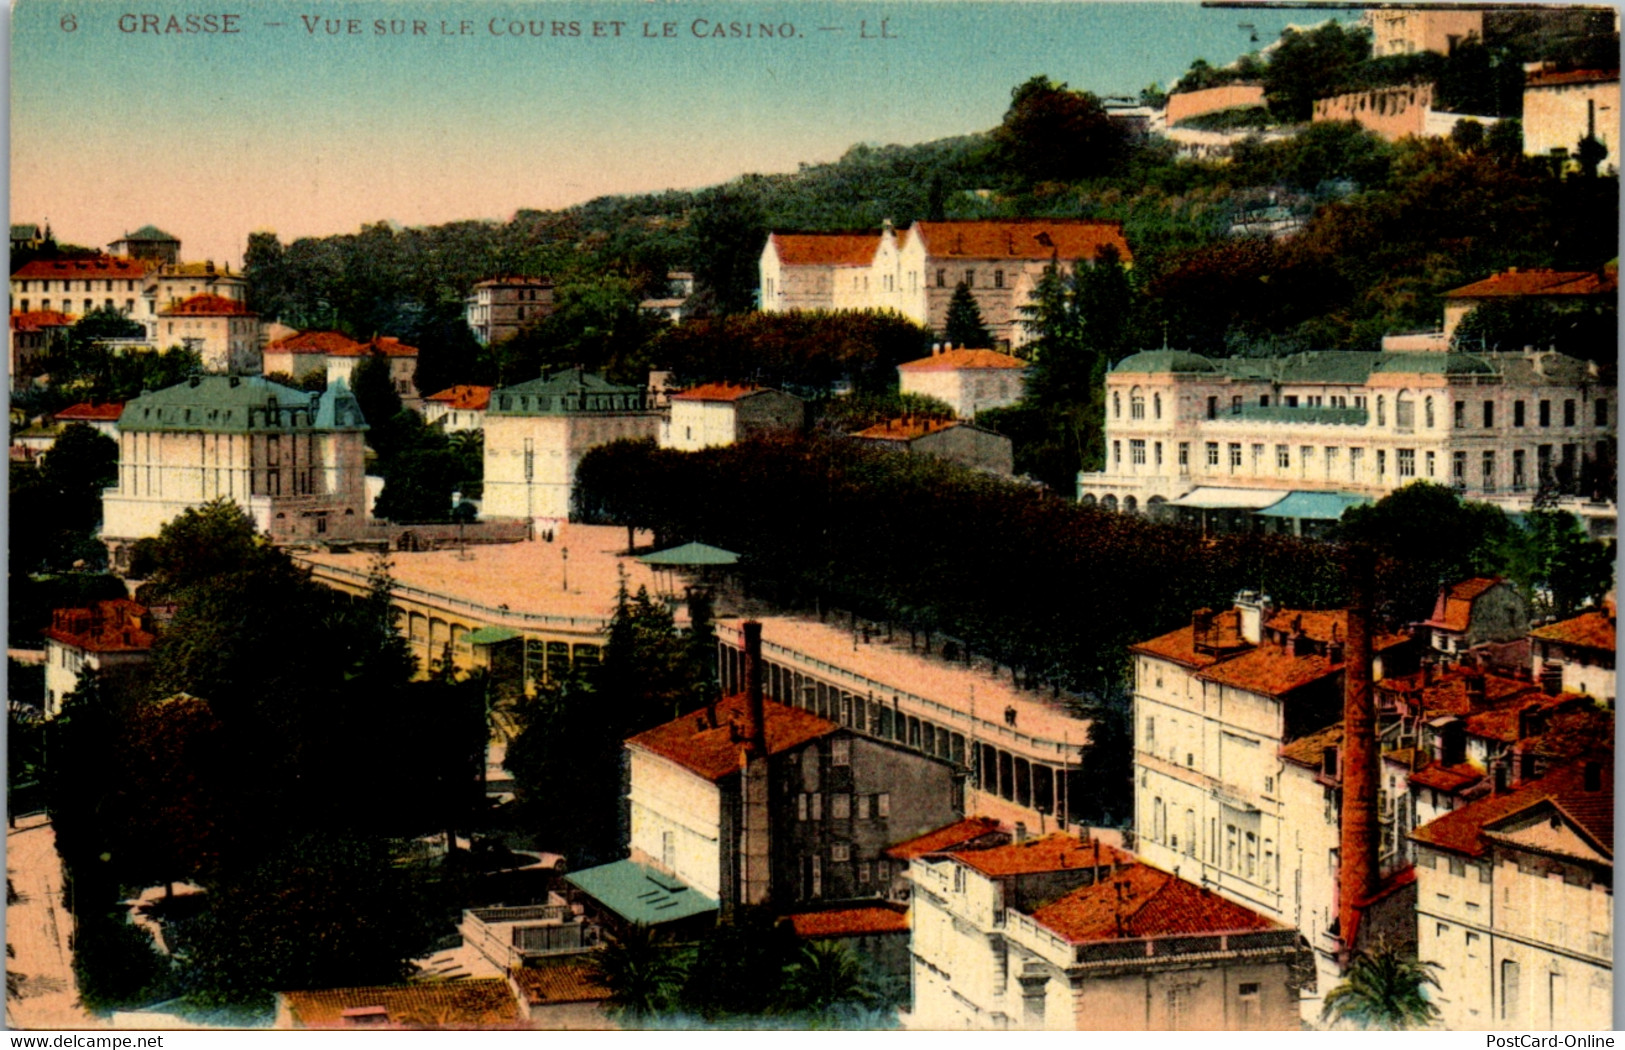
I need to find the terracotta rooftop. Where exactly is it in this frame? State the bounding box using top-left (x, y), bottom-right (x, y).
top-left (626, 691), bottom-right (839, 782)
top-left (158, 293), bottom-right (254, 317)
top-left (426, 385), bottom-right (492, 411)
top-left (952, 833), bottom-right (1131, 878)
top-left (13, 256), bottom-right (149, 280)
top-left (1129, 610), bottom-right (1246, 669)
top-left (1409, 761), bottom-right (1485, 794)
top-left (1444, 265), bottom-right (1617, 300)
top-left (1526, 68), bottom-right (1620, 89)
top-left (280, 978), bottom-right (521, 1029)
top-left (1280, 723), bottom-right (1342, 769)
top-left (512, 959), bottom-right (611, 1006)
top-left (1196, 645), bottom-right (1337, 698)
top-left (42, 600), bottom-right (154, 653)
top-left (326, 335), bottom-right (419, 358)
top-left (1423, 578), bottom-right (1507, 633)
top-left (784, 904), bottom-right (910, 938)
top-left (1464, 693), bottom-right (1591, 744)
top-left (852, 417), bottom-right (962, 442)
top-left (768, 232), bottom-right (880, 268)
top-left (1376, 667), bottom-right (1537, 718)
top-left (897, 348), bottom-right (1029, 373)
top-left (474, 275), bottom-right (554, 288)
top-left (1412, 756), bottom-right (1613, 859)
top-left (1262, 608), bottom-right (1409, 652)
top-left (11, 310), bottom-right (77, 331)
top-left (266, 330), bottom-right (364, 355)
top-left (1530, 608), bottom-right (1615, 652)
top-left (885, 816), bottom-right (1007, 861)
top-left (1030, 862), bottom-right (1280, 944)
top-left (54, 402), bottom-right (125, 422)
top-left (908, 219), bottom-right (1133, 265)
top-left (670, 382), bottom-right (767, 403)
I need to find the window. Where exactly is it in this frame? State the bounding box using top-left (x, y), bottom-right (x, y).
top-left (1225, 825), bottom-right (1238, 871)
top-left (797, 794), bottom-right (808, 821)
top-left (1244, 831), bottom-right (1257, 878)
top-left (1206, 442), bottom-right (1219, 467)
top-left (1259, 395), bottom-right (1270, 408)
top-left (1540, 399), bottom-right (1551, 426)
top-left (1264, 775), bottom-right (1274, 794)
top-left (831, 738), bottom-right (850, 766)
top-left (1501, 959), bottom-right (1520, 1021)
top-left (1276, 445), bottom-right (1289, 469)
top-left (1424, 397), bottom-right (1434, 428)
top-left (1398, 448), bottom-right (1415, 477)
top-left (1448, 856), bottom-right (1466, 877)
top-left (1145, 716), bottom-right (1156, 744)
top-left (1237, 983), bottom-right (1261, 1030)
top-left (1131, 391), bottom-right (1145, 420)
top-left (1515, 400), bottom-right (1526, 427)
top-left (876, 793), bottom-right (890, 817)
top-left (1454, 400), bottom-right (1466, 428)
top-left (1251, 444), bottom-right (1263, 470)
top-left (1231, 395), bottom-right (1242, 415)
top-left (1154, 393), bottom-right (1162, 419)
top-left (1377, 449), bottom-right (1386, 476)
top-left (1113, 391), bottom-right (1121, 418)
top-left (857, 862), bottom-right (871, 884)
top-left (1482, 451), bottom-right (1496, 491)
top-left (1112, 440), bottom-right (1121, 466)
top-left (936, 269), bottom-right (946, 288)
top-left (1206, 396), bottom-right (1218, 420)
top-left (1377, 396), bottom-right (1386, 427)
top-left (857, 794), bottom-right (871, 819)
top-left (1564, 399), bottom-right (1576, 426)
top-left (809, 854), bottom-right (822, 898)
top-left (811, 793), bottom-right (823, 820)
top-left (1155, 442), bottom-right (1163, 467)
top-left (1300, 446), bottom-right (1312, 476)
top-left (1483, 400), bottom-right (1495, 428)
top-left (964, 269), bottom-right (975, 287)
top-left (832, 794), bottom-right (851, 819)
top-left (1178, 442), bottom-right (1189, 467)
top-left (1131, 440), bottom-right (1146, 466)
top-left (1452, 451), bottom-right (1466, 484)
top-left (1513, 449), bottom-right (1527, 491)
top-left (1596, 399), bottom-right (1608, 426)
top-left (1228, 444), bottom-right (1241, 470)
top-left (1325, 447), bottom-right (1338, 478)
top-left (994, 269), bottom-right (1004, 289)
top-left (1349, 447), bottom-right (1364, 479)
top-left (1425, 450), bottom-right (1436, 477)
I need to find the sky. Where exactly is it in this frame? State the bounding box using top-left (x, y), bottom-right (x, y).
top-left (11, 0), bottom-right (1342, 267)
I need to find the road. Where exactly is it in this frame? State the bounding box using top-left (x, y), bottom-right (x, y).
top-left (6, 813), bottom-right (102, 1030)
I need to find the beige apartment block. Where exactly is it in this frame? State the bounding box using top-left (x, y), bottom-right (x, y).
top-left (1523, 68), bottom-right (1619, 172)
top-left (10, 255), bottom-right (147, 317)
top-left (101, 375), bottom-right (370, 561)
top-left (1079, 348), bottom-right (1615, 523)
top-left (1363, 7), bottom-right (1483, 57)
top-left (897, 346), bottom-right (1028, 419)
top-left (466, 276), bottom-right (555, 345)
top-left (482, 369), bottom-right (660, 525)
top-left (156, 293), bottom-right (261, 374)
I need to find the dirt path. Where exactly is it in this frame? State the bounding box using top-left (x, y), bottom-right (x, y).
top-left (6, 814), bottom-right (103, 1030)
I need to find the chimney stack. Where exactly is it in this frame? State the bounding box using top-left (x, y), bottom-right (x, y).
top-left (1338, 546), bottom-right (1379, 959)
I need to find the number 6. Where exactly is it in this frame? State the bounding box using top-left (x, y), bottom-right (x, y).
top-left (60, 13), bottom-right (77, 30)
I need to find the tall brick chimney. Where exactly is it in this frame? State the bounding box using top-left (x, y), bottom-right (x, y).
top-left (739, 621), bottom-right (771, 908)
top-left (1338, 546), bottom-right (1378, 957)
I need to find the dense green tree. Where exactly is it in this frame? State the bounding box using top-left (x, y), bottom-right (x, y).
top-left (993, 76), bottom-right (1128, 184)
top-left (1263, 22), bottom-right (1373, 122)
top-left (350, 353), bottom-right (403, 434)
top-left (690, 187), bottom-right (767, 316)
top-left (943, 281), bottom-right (992, 347)
top-left (1321, 945), bottom-right (1442, 1030)
top-left (678, 907), bottom-right (803, 1020)
top-left (594, 924), bottom-right (684, 1021)
top-left (1496, 509), bottom-right (1616, 619)
top-left (40, 423), bottom-right (118, 528)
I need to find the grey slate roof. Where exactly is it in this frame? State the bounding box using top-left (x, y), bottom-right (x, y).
top-left (489, 369), bottom-right (650, 415)
top-left (115, 224), bottom-right (180, 243)
top-left (118, 375), bottom-right (366, 433)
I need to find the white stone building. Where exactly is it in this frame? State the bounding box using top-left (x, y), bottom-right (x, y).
top-left (1412, 755), bottom-right (1613, 1030)
top-left (41, 599), bottom-right (155, 718)
top-left (101, 375), bottom-right (370, 559)
top-left (661, 383), bottom-right (804, 451)
top-left (1523, 67), bottom-right (1619, 173)
top-left (481, 369), bottom-right (660, 525)
top-left (423, 385), bottom-right (492, 433)
top-left (1078, 348), bottom-right (1616, 526)
top-left (907, 832), bottom-right (1307, 1030)
top-left (10, 255), bottom-right (147, 317)
top-left (897, 346), bottom-right (1029, 419)
top-left (155, 293), bottom-right (260, 374)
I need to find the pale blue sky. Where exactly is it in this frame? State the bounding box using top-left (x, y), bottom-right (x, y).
top-left (11, 1), bottom-right (1344, 265)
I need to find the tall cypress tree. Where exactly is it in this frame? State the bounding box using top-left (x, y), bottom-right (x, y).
top-left (944, 281), bottom-right (992, 348)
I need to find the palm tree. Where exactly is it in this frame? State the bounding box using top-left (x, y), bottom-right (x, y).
top-left (592, 924), bottom-right (682, 1022)
top-left (787, 940), bottom-right (870, 1014)
top-left (1321, 943), bottom-right (1443, 1030)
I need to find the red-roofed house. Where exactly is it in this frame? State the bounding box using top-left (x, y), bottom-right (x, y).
top-left (423, 385), bottom-right (493, 433)
top-left (624, 625), bottom-right (961, 914)
top-left (53, 401), bottom-right (125, 440)
top-left (760, 219), bottom-right (1133, 348)
top-left (662, 383), bottom-right (804, 451)
top-left (1412, 755), bottom-right (1613, 1030)
top-left (509, 958), bottom-right (614, 1029)
top-left (9, 309), bottom-right (77, 384)
top-left (324, 336), bottom-right (421, 409)
top-left (262, 330), bottom-right (365, 381)
top-left (10, 255), bottom-right (148, 320)
top-left (42, 600), bottom-right (156, 718)
top-left (1523, 67), bottom-right (1619, 174)
top-left (157, 293), bottom-right (259, 374)
top-left (783, 903), bottom-right (913, 980)
top-left (1421, 577), bottom-right (1530, 655)
top-left (850, 417), bottom-right (1013, 476)
top-left (1443, 264), bottom-right (1619, 341)
top-left (1530, 605), bottom-right (1616, 704)
top-left (274, 977), bottom-right (524, 1030)
top-left (909, 833), bottom-right (1306, 1029)
top-left (898, 345), bottom-right (1029, 419)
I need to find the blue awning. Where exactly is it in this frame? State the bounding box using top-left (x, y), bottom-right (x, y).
top-left (1255, 491), bottom-right (1372, 520)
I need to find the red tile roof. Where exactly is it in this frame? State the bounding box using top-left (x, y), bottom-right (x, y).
top-left (512, 960), bottom-right (611, 1005)
top-left (266, 330), bottom-right (364, 355)
top-left (474, 276), bottom-right (554, 288)
top-left (1409, 761), bottom-right (1485, 794)
top-left (1197, 646), bottom-right (1336, 698)
top-left (1526, 68), bottom-right (1620, 89)
top-left (1423, 578), bottom-right (1506, 633)
top-left (1444, 266), bottom-right (1617, 300)
top-left (158, 293), bottom-right (254, 317)
top-left (626, 692), bottom-right (839, 782)
top-left (785, 905), bottom-right (910, 938)
top-left (897, 349), bottom-right (1029, 373)
top-left (1129, 610), bottom-right (1246, 669)
top-left (670, 382), bottom-right (765, 403)
top-left (908, 220), bottom-right (1133, 265)
top-left (952, 833), bottom-right (1131, 878)
top-left (326, 335), bottom-right (418, 358)
top-left (768, 232), bottom-right (880, 267)
top-left (13, 256), bottom-right (149, 281)
top-left (1377, 667), bottom-right (1537, 718)
top-left (852, 417), bottom-right (961, 441)
top-left (281, 979), bottom-right (521, 1029)
top-left (1264, 608), bottom-right (1409, 652)
top-left (1412, 756), bottom-right (1613, 859)
top-left (1030, 862), bottom-right (1281, 944)
top-left (1280, 723), bottom-right (1342, 769)
top-left (1530, 609), bottom-right (1615, 652)
top-left (42, 600), bottom-right (155, 653)
top-left (885, 816), bottom-right (1006, 861)
top-left (1463, 695), bottom-right (1589, 745)
top-left (54, 402), bottom-right (125, 422)
top-left (10, 310), bottom-right (77, 331)
top-left (426, 385), bottom-right (492, 411)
